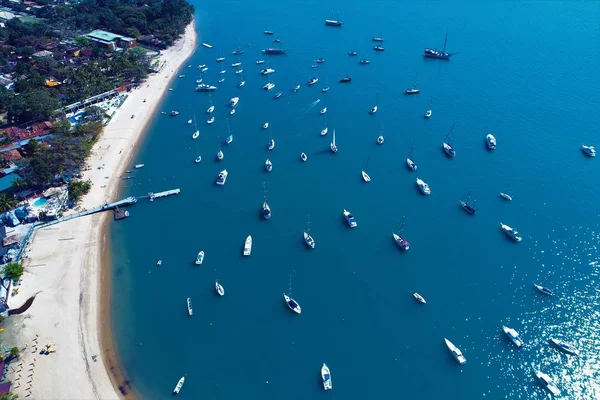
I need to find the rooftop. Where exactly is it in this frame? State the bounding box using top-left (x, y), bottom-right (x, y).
top-left (86, 30), bottom-right (134, 43)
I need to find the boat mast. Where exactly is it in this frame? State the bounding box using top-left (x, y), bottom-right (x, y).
top-left (306, 214), bottom-right (311, 233)
top-left (443, 33), bottom-right (448, 53)
top-left (445, 122), bottom-right (455, 143)
top-left (408, 139), bottom-right (415, 157)
top-left (263, 181), bottom-right (268, 202)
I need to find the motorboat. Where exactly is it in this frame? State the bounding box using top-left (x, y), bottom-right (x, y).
top-left (186, 298), bottom-right (193, 316)
top-left (405, 87), bottom-right (420, 94)
top-left (330, 129), bottom-right (338, 153)
top-left (265, 157), bottom-right (272, 172)
top-left (216, 57), bottom-right (225, 62)
top-left (256, 60), bottom-right (265, 64)
top-left (325, 19), bottom-right (343, 27)
top-left (406, 158), bottom-right (417, 171)
top-left (340, 76), bottom-right (351, 83)
top-left (262, 200), bottom-right (271, 218)
top-left (195, 250), bottom-right (205, 265)
top-left (343, 209), bottom-right (357, 228)
top-left (216, 169), bottom-right (228, 185)
top-left (348, 50), bottom-right (358, 56)
top-left (283, 293), bottom-right (301, 314)
top-left (548, 338), bottom-right (579, 355)
top-left (320, 107), bottom-right (327, 114)
top-left (413, 293), bottom-right (426, 304)
top-left (500, 222), bottom-right (522, 242)
top-left (173, 376), bottom-right (185, 394)
top-left (308, 77), bottom-right (319, 85)
top-left (263, 122), bottom-right (269, 129)
top-left (444, 338), bottom-right (467, 365)
top-left (372, 36), bottom-right (384, 42)
top-left (229, 97), bottom-right (239, 107)
top-left (321, 363), bottom-right (332, 390)
top-left (293, 84), bottom-right (301, 92)
top-left (232, 49), bottom-right (244, 55)
top-left (231, 62), bottom-right (242, 67)
top-left (196, 83), bottom-right (216, 92)
top-left (225, 135), bottom-right (233, 145)
top-left (502, 326), bottom-right (524, 347)
top-left (215, 281), bottom-right (225, 296)
top-left (264, 30), bottom-right (274, 35)
top-left (582, 144), bottom-right (596, 157)
top-left (157, 260), bottom-right (162, 266)
top-left (377, 135), bottom-right (384, 145)
top-left (535, 370), bottom-right (561, 397)
top-left (274, 92), bottom-right (282, 99)
top-left (261, 67), bottom-right (275, 75)
top-left (321, 86), bottom-right (330, 93)
top-left (369, 105), bottom-right (378, 114)
top-left (533, 284), bottom-right (553, 296)
top-left (460, 191), bottom-right (476, 215)
top-left (243, 235), bottom-right (252, 256)
top-left (300, 152), bottom-right (307, 162)
top-left (134, 164), bottom-right (145, 169)
top-left (499, 192), bottom-right (513, 201)
top-left (219, 70), bottom-right (226, 74)
top-left (267, 139), bottom-right (275, 150)
top-left (315, 57), bottom-right (326, 63)
top-left (201, 67), bottom-right (209, 73)
top-left (321, 127), bottom-right (328, 136)
top-left (416, 178), bottom-right (431, 195)
top-left (194, 155), bottom-right (201, 163)
top-left (486, 134), bottom-right (497, 150)
top-left (360, 59), bottom-right (370, 64)
top-left (202, 42), bottom-right (213, 48)
top-left (170, 111), bottom-right (179, 116)
top-left (373, 44), bottom-right (385, 51)
top-left (361, 170), bottom-right (371, 182)
top-left (263, 82), bottom-right (275, 90)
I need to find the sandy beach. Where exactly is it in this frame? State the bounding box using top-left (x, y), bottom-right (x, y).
top-left (3, 21), bottom-right (197, 399)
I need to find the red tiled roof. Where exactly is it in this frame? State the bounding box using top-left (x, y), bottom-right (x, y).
top-left (0, 121), bottom-right (53, 142)
top-left (3, 149), bottom-right (22, 161)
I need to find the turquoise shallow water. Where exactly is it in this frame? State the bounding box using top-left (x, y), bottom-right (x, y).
top-left (110, 1), bottom-right (600, 399)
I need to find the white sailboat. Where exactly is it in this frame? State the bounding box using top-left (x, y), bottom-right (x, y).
top-left (215, 280), bottom-right (225, 296)
top-left (321, 114), bottom-right (328, 136)
top-left (216, 146), bottom-right (224, 161)
top-left (265, 152), bottom-right (273, 172)
top-left (304, 214), bottom-right (315, 249)
top-left (191, 116), bottom-right (199, 139)
top-left (406, 140), bottom-right (417, 171)
top-left (424, 97), bottom-right (432, 119)
top-left (261, 182), bottom-right (271, 219)
top-left (369, 92), bottom-right (378, 114)
top-left (361, 157), bottom-right (371, 182)
top-left (300, 152), bottom-right (307, 162)
top-left (243, 235), bottom-right (252, 256)
top-left (267, 127), bottom-right (275, 150)
top-left (283, 275), bottom-right (301, 314)
top-left (207, 92), bottom-right (215, 114)
top-left (330, 129), bottom-right (338, 153)
top-left (237, 71), bottom-right (245, 87)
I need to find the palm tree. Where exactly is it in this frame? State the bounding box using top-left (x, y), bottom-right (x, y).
top-left (0, 193), bottom-right (18, 213)
top-left (0, 392), bottom-right (19, 399)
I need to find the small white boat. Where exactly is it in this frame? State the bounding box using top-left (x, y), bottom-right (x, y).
top-left (195, 250), bottom-right (205, 265)
top-left (243, 235), bottom-right (252, 256)
top-left (582, 144), bottom-right (596, 157)
top-left (225, 135), bottom-right (233, 145)
top-left (134, 164), bottom-right (144, 169)
top-left (265, 157), bottom-right (273, 172)
top-left (502, 325), bottom-right (523, 347)
top-left (343, 209), bottom-right (357, 228)
top-left (321, 363), bottom-right (332, 390)
top-left (202, 42), bottom-right (213, 48)
top-left (186, 298), bottom-right (193, 316)
top-left (187, 119), bottom-right (192, 124)
top-left (207, 116), bottom-right (214, 124)
top-left (263, 82), bottom-right (275, 90)
top-left (219, 70), bottom-right (226, 74)
top-left (237, 80), bottom-right (245, 87)
top-left (156, 260), bottom-right (162, 266)
top-left (444, 338), bottom-right (466, 365)
top-left (321, 127), bottom-right (328, 136)
top-left (173, 376), bottom-right (185, 394)
top-left (260, 67), bottom-right (275, 75)
top-left (231, 62), bottom-right (241, 68)
top-left (229, 97), bottom-right (239, 107)
top-left (533, 284), bottom-right (553, 296)
top-left (442, 123), bottom-right (457, 157)
top-left (217, 149), bottom-right (224, 160)
top-left (413, 293), bottom-right (426, 304)
top-left (218, 78), bottom-right (225, 83)
top-left (416, 178), bottom-right (431, 195)
top-left (216, 169), bottom-right (228, 185)
top-left (307, 77), bottom-right (318, 85)
top-left (194, 155), bottom-right (201, 163)
top-left (267, 139), bottom-right (275, 150)
top-left (499, 192), bottom-right (513, 201)
top-left (369, 105), bottom-right (378, 114)
top-left (201, 67), bottom-right (209, 73)
top-left (376, 135), bottom-right (384, 145)
top-left (500, 222), bottom-right (522, 242)
top-left (293, 84), bottom-right (301, 92)
top-left (549, 338), bottom-right (579, 355)
top-left (192, 130), bottom-right (199, 139)
top-left (215, 281), bottom-right (225, 296)
top-left (330, 129), bottom-right (338, 153)
top-left (535, 370), bottom-right (561, 397)
top-left (304, 214), bottom-right (315, 248)
top-left (320, 107), bottom-right (327, 115)
top-left (424, 109), bottom-right (432, 119)
top-left (230, 109), bottom-right (235, 115)
top-left (207, 105), bottom-right (215, 114)
top-left (235, 69), bottom-right (243, 74)
top-left (361, 170), bottom-right (371, 182)
top-left (300, 152), bottom-right (307, 162)
top-left (283, 293), bottom-right (301, 314)
top-left (406, 158), bottom-right (417, 171)
top-left (321, 86), bottom-right (330, 93)
top-left (256, 60), bottom-right (265, 64)
top-left (263, 122), bottom-right (269, 129)
top-left (216, 57), bottom-right (225, 62)
top-left (486, 134), bottom-right (497, 150)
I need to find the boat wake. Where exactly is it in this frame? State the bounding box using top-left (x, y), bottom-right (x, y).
top-left (302, 99), bottom-right (321, 113)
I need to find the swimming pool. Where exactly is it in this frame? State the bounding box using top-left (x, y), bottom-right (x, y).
top-left (32, 196), bottom-right (47, 207)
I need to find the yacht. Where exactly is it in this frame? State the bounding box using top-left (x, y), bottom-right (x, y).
top-left (229, 109), bottom-right (235, 116)
top-left (264, 30), bottom-right (274, 35)
top-left (268, 138), bottom-right (275, 150)
top-left (283, 293), bottom-right (301, 314)
top-left (393, 217), bottom-right (410, 250)
top-left (194, 155), bottom-right (201, 163)
top-left (231, 61), bottom-right (242, 68)
top-left (321, 364), bottom-right (332, 390)
top-left (216, 169), bottom-right (228, 185)
top-left (265, 157), bottom-right (273, 172)
top-left (533, 284), bottom-right (553, 296)
top-left (460, 191), bottom-right (476, 215)
top-left (548, 338), bottom-right (579, 355)
top-left (424, 34), bottom-right (454, 60)
top-left (413, 293), bottom-right (426, 304)
top-left (369, 105), bottom-right (378, 114)
top-left (229, 97), bottom-right (239, 107)
top-left (499, 192), bottom-right (513, 201)
top-left (157, 260), bottom-right (162, 266)
top-left (320, 107), bottom-right (327, 114)
top-left (535, 370), bottom-right (561, 397)
top-left (256, 60), bottom-right (265, 65)
top-left (186, 298), bottom-right (193, 316)
top-left (215, 281), bottom-right (225, 296)
top-left (443, 123), bottom-right (457, 157)
top-left (196, 83), bottom-right (216, 92)
top-left (315, 57), bottom-right (326, 63)
top-left (274, 92), bottom-right (282, 99)
top-left (225, 135), bottom-right (233, 145)
top-left (340, 76), bottom-right (351, 83)
top-left (308, 77), bottom-right (319, 85)
top-left (486, 134), bottom-right (497, 150)
top-left (243, 235), bottom-right (252, 256)
top-left (262, 199), bottom-right (271, 218)
top-left (343, 209), bottom-right (357, 228)
top-left (263, 81), bottom-right (275, 90)
top-left (360, 59), bottom-right (370, 65)
top-left (444, 338), bottom-right (467, 365)
top-left (217, 149), bottom-right (224, 160)
top-left (261, 67), bottom-right (275, 75)
top-left (263, 122), bottom-right (269, 129)
top-left (416, 178), bottom-right (431, 195)
top-left (232, 49), bottom-right (244, 56)
top-left (582, 144), bottom-right (596, 157)
top-left (373, 45), bottom-right (385, 51)
top-left (207, 115), bottom-right (214, 124)
top-left (293, 84), bottom-right (301, 92)
top-left (377, 135), bottom-right (384, 145)
top-left (134, 164), bottom-right (145, 169)
top-left (348, 50), bottom-right (358, 56)
top-left (216, 57), bottom-right (225, 62)
top-left (502, 326), bottom-right (524, 347)
top-left (195, 250), bottom-right (205, 265)
top-left (300, 152), bottom-right (307, 162)
top-left (330, 129), bottom-right (338, 153)
top-left (500, 222), bottom-right (522, 242)
top-left (361, 170), bottom-right (371, 182)
top-left (304, 215), bottom-right (315, 248)
top-left (424, 109), bottom-right (432, 119)
top-left (173, 376), bottom-right (185, 394)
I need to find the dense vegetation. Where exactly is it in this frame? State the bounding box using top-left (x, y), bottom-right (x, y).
top-left (3, 262), bottom-right (24, 281)
top-left (0, 193), bottom-right (19, 213)
top-left (67, 179), bottom-right (92, 202)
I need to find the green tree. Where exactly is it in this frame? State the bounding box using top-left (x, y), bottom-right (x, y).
top-left (9, 347), bottom-right (19, 357)
top-left (11, 177), bottom-right (28, 191)
top-left (68, 179), bottom-right (91, 202)
top-left (0, 391), bottom-right (18, 400)
top-left (0, 193), bottom-right (19, 213)
top-left (3, 262), bottom-right (24, 281)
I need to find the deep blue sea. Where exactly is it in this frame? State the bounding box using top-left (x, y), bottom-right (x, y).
top-left (109, 1), bottom-right (600, 399)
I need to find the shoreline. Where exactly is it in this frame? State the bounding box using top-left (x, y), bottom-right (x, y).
top-left (4, 20), bottom-right (197, 399)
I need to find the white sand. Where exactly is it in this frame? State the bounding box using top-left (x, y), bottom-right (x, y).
top-left (4, 21), bottom-right (197, 399)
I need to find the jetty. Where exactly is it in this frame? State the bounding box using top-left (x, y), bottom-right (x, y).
top-left (149, 189), bottom-right (180, 201)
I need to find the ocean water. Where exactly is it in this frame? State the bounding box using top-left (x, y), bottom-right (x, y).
top-left (109, 1), bottom-right (600, 399)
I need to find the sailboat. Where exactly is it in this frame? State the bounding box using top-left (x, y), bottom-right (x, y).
top-left (224, 119), bottom-right (233, 144)
top-left (330, 129), bottom-right (338, 153)
top-left (300, 152), bottom-right (307, 162)
top-left (361, 157), bottom-right (371, 182)
top-left (237, 71), bottom-right (245, 87)
top-left (207, 92), bottom-right (215, 114)
top-left (392, 217), bottom-right (410, 250)
top-left (459, 191), bottom-right (476, 215)
top-left (321, 77), bottom-right (330, 92)
top-left (216, 133), bottom-right (224, 160)
top-left (369, 92), bottom-right (378, 114)
top-left (293, 75), bottom-right (301, 92)
top-left (442, 122), bottom-right (456, 157)
top-left (194, 145), bottom-right (201, 163)
top-left (267, 127), bottom-right (275, 150)
top-left (321, 114), bottom-right (328, 136)
top-left (406, 140), bottom-right (417, 171)
top-left (376, 129), bottom-right (384, 145)
top-left (424, 97), bottom-right (432, 118)
top-left (320, 93), bottom-right (327, 114)
top-left (173, 376), bottom-right (185, 394)
top-left (261, 182), bottom-right (271, 219)
top-left (215, 280), bottom-right (225, 296)
top-left (304, 214), bottom-right (315, 248)
top-left (283, 275), bottom-right (301, 314)
top-left (424, 33), bottom-right (455, 60)
top-left (191, 116), bottom-right (199, 139)
top-left (405, 73), bottom-right (420, 94)
top-left (265, 151), bottom-right (273, 172)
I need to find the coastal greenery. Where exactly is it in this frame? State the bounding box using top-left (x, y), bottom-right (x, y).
top-left (0, 193), bottom-right (19, 213)
top-left (9, 347), bottom-right (19, 357)
top-left (0, 392), bottom-right (18, 400)
top-left (68, 179), bottom-right (92, 202)
top-left (2, 262), bottom-right (24, 281)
